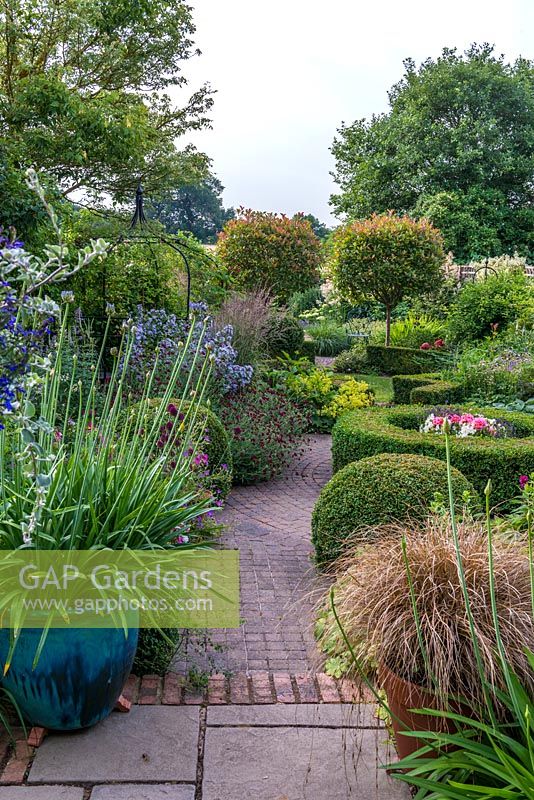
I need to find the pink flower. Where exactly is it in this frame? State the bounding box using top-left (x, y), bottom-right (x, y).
top-left (420, 342), bottom-right (432, 350)
top-left (473, 417), bottom-right (488, 430)
top-left (433, 416), bottom-right (444, 427)
top-left (449, 414), bottom-right (461, 424)
top-left (519, 475), bottom-right (529, 490)
top-left (434, 338), bottom-right (445, 348)
top-left (460, 413), bottom-right (474, 424)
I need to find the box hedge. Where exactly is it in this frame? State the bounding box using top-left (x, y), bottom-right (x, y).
top-left (410, 380), bottom-right (464, 405)
top-left (366, 344), bottom-right (437, 375)
top-left (311, 453), bottom-right (477, 564)
top-left (332, 405), bottom-right (534, 508)
top-left (392, 373), bottom-right (441, 404)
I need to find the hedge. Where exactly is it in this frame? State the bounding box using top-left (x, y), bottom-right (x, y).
top-left (332, 405), bottom-right (534, 508)
top-left (366, 344), bottom-right (438, 375)
top-left (311, 453), bottom-right (477, 564)
top-left (410, 380), bottom-right (464, 405)
top-left (265, 313), bottom-right (304, 356)
top-left (392, 373), bottom-right (440, 404)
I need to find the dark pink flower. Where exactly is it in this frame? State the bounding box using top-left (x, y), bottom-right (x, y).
top-left (519, 475), bottom-right (529, 490)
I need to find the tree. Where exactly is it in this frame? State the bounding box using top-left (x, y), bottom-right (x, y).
top-left (297, 214), bottom-right (332, 241)
top-left (151, 174), bottom-right (235, 243)
top-left (331, 213), bottom-right (445, 345)
top-left (0, 0), bottom-right (213, 233)
top-left (217, 210), bottom-right (322, 302)
top-left (330, 45), bottom-right (534, 260)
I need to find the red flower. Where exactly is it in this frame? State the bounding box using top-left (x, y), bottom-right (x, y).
top-left (420, 342), bottom-right (432, 350)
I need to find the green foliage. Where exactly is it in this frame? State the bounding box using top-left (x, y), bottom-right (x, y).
top-left (126, 399), bottom-right (233, 500)
top-left (331, 213), bottom-right (445, 343)
top-left (331, 44), bottom-right (534, 260)
top-left (391, 373), bottom-right (441, 404)
top-left (410, 380), bottom-right (464, 405)
top-left (388, 314), bottom-right (447, 349)
top-left (150, 174), bottom-right (235, 243)
top-left (0, 0), bottom-right (213, 236)
top-left (299, 339), bottom-right (316, 360)
top-left (215, 380), bottom-right (309, 484)
top-left (265, 313), bottom-right (305, 356)
top-left (366, 344), bottom-right (438, 375)
top-left (332, 405), bottom-right (534, 508)
top-left (288, 286), bottom-right (324, 316)
top-left (312, 453), bottom-right (476, 564)
top-left (217, 210), bottom-right (322, 301)
top-left (332, 345), bottom-right (369, 374)
top-left (447, 271), bottom-right (534, 343)
top-left (133, 629), bottom-right (182, 676)
top-left (61, 211), bottom-right (228, 317)
top-left (286, 369), bottom-right (373, 432)
top-left (306, 321), bottom-right (350, 356)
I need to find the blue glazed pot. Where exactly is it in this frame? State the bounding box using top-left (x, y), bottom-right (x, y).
top-left (0, 626), bottom-right (138, 731)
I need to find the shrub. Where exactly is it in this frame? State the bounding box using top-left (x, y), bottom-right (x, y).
top-left (366, 344), bottom-right (437, 375)
top-left (213, 289), bottom-right (273, 366)
top-left (410, 380), bottom-right (464, 405)
top-left (288, 285), bottom-right (324, 316)
top-left (133, 629), bottom-right (182, 676)
top-left (453, 330), bottom-right (534, 403)
top-left (128, 305), bottom-right (253, 398)
top-left (216, 210), bottom-right (322, 301)
top-left (126, 399), bottom-right (233, 500)
top-left (299, 339), bottom-right (316, 360)
top-left (332, 405), bottom-right (534, 507)
top-left (447, 270), bottom-right (534, 343)
top-left (306, 322), bottom-right (350, 356)
top-left (331, 213), bottom-right (445, 344)
top-left (332, 345), bottom-right (369, 374)
top-left (265, 313), bottom-right (304, 356)
top-left (392, 373), bottom-right (441, 404)
top-left (287, 370), bottom-right (373, 430)
top-left (388, 314), bottom-right (447, 349)
top-left (216, 380), bottom-right (309, 484)
top-left (311, 453), bottom-right (476, 564)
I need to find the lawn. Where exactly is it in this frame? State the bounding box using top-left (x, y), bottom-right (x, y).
top-left (333, 373), bottom-right (393, 404)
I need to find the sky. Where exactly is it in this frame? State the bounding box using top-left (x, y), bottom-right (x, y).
top-left (177, 0), bottom-right (533, 224)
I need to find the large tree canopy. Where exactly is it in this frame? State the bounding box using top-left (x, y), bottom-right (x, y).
top-left (151, 174), bottom-right (235, 243)
top-left (0, 0), bottom-right (213, 232)
top-left (330, 44), bottom-right (534, 260)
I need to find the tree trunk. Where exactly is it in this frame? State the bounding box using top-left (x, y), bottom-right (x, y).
top-left (385, 306), bottom-right (391, 346)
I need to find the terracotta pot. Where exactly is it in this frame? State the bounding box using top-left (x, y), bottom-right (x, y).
top-left (379, 662), bottom-right (467, 761)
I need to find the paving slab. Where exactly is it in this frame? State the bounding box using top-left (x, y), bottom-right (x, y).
top-left (202, 726), bottom-right (409, 800)
top-left (28, 707), bottom-right (199, 783)
top-left (207, 703), bottom-right (381, 728)
top-left (90, 786), bottom-right (195, 799)
top-left (0, 789), bottom-right (83, 800)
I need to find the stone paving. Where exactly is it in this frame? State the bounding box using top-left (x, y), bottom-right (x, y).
top-left (0, 436), bottom-right (411, 798)
top-left (1, 704), bottom-right (408, 799)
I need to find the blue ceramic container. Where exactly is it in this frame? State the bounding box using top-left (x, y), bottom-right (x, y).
top-left (0, 626), bottom-right (138, 730)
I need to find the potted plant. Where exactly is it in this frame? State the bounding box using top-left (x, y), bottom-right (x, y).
top-left (329, 455), bottom-right (534, 760)
top-left (0, 174), bottom-right (218, 730)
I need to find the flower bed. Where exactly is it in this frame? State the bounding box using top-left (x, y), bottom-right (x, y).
top-left (332, 405), bottom-right (534, 507)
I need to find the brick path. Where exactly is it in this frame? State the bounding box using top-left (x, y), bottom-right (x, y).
top-left (173, 435), bottom-right (333, 678)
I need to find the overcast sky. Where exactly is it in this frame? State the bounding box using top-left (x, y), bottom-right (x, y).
top-left (179, 0), bottom-right (533, 224)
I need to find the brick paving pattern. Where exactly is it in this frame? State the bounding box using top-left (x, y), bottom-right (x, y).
top-left (173, 434), bottom-right (333, 676)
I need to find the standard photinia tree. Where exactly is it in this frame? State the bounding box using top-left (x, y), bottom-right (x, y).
top-left (331, 213), bottom-right (445, 345)
top-left (216, 210), bottom-right (322, 301)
